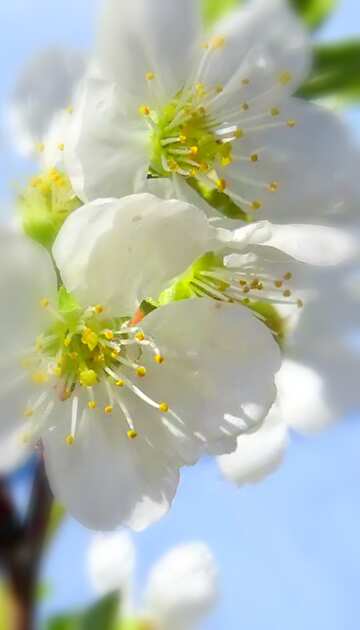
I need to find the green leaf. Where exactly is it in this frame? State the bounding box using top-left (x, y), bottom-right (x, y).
top-left (186, 178), bottom-right (250, 221)
top-left (289, 0), bottom-right (337, 29)
top-left (201, 0), bottom-right (244, 29)
top-left (297, 39), bottom-right (360, 102)
top-left (46, 593), bottom-right (120, 630)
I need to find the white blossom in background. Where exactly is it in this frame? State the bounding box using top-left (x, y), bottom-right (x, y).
top-left (88, 533), bottom-right (218, 630)
top-left (64, 0), bottom-right (357, 226)
top-left (8, 47), bottom-right (85, 160)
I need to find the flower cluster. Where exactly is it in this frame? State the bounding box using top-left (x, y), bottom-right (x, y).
top-left (2, 0), bottom-right (359, 530)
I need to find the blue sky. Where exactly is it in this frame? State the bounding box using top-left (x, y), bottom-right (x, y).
top-left (1, 1), bottom-right (360, 629)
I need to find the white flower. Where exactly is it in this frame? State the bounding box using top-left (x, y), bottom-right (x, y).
top-left (8, 47), bottom-right (85, 159)
top-left (65, 0), bottom-right (356, 224)
top-left (88, 533), bottom-right (218, 630)
top-left (0, 194), bottom-right (282, 530)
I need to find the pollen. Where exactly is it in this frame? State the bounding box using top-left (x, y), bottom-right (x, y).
top-left (32, 371), bottom-right (49, 385)
top-left (179, 134), bottom-right (187, 144)
top-left (65, 434), bottom-right (75, 446)
top-left (268, 181), bottom-right (279, 192)
top-left (39, 297), bottom-right (49, 309)
top-left (135, 331), bottom-right (145, 342)
top-left (136, 366), bottom-right (147, 378)
top-left (216, 178), bottom-right (227, 192)
top-left (297, 299), bottom-right (304, 308)
top-left (221, 156), bottom-right (232, 167)
top-left (154, 354), bottom-right (165, 365)
top-left (145, 71), bottom-right (155, 81)
top-left (66, 105), bottom-right (74, 114)
top-left (81, 328), bottom-right (98, 351)
top-left (23, 408), bottom-right (33, 418)
top-left (79, 369), bottom-right (97, 387)
top-left (88, 400), bottom-right (97, 410)
top-left (210, 35), bottom-right (226, 49)
top-left (287, 119), bottom-right (297, 128)
top-left (159, 402), bottom-right (169, 413)
top-left (57, 143), bottom-right (65, 151)
top-left (241, 78), bottom-right (250, 86)
top-left (138, 104), bottom-right (151, 116)
top-left (274, 280), bottom-right (283, 288)
top-left (115, 379), bottom-right (125, 387)
top-left (279, 71), bottom-right (292, 85)
top-left (104, 405), bottom-right (113, 415)
top-left (270, 107), bottom-right (280, 117)
top-left (215, 84), bottom-right (224, 94)
top-left (127, 430), bottom-right (138, 440)
top-left (250, 153), bottom-right (259, 163)
top-left (103, 330), bottom-right (114, 341)
top-left (190, 146), bottom-right (199, 156)
top-left (251, 200), bottom-right (263, 210)
top-left (284, 272), bottom-right (293, 280)
top-left (94, 304), bottom-right (104, 314)
top-left (241, 102), bottom-right (249, 111)
top-left (283, 289), bottom-right (292, 297)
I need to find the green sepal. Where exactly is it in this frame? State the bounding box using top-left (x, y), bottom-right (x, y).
top-left (58, 287), bottom-right (81, 315)
top-left (201, 0), bottom-right (244, 29)
top-left (158, 252), bottom-right (224, 306)
top-left (297, 39), bottom-right (360, 103)
top-left (45, 592), bottom-right (120, 630)
top-left (289, 0), bottom-right (337, 30)
top-left (186, 178), bottom-right (250, 221)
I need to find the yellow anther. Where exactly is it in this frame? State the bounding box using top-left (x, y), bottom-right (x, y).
top-left (57, 143), bottom-right (65, 151)
top-left (65, 434), bottom-right (75, 446)
top-left (88, 400), bottom-right (97, 410)
top-left (138, 104), bottom-right (151, 116)
top-left (39, 297), bottom-right (49, 309)
top-left (251, 200), bottom-right (263, 210)
top-left (215, 84), bottom-right (224, 94)
top-left (80, 369), bottom-right (97, 387)
top-left (31, 371), bottom-right (49, 385)
top-left (190, 146), bottom-right (199, 156)
top-left (241, 102), bottom-right (249, 111)
top-left (115, 379), bottom-right (125, 388)
top-left (242, 286), bottom-right (250, 294)
top-left (195, 83), bottom-right (206, 96)
top-left (159, 402), bottom-right (169, 413)
top-left (234, 128), bottom-right (244, 139)
top-left (135, 331), bottom-right (145, 342)
top-left (36, 142), bottom-right (45, 153)
top-left (239, 280), bottom-right (247, 286)
top-left (297, 299), bottom-right (304, 309)
top-left (221, 156), bottom-right (232, 167)
top-left (274, 280), bottom-right (283, 288)
top-left (250, 153), bottom-right (259, 163)
top-left (154, 354), bottom-right (165, 365)
top-left (53, 366), bottom-right (62, 377)
top-left (66, 105), bottom-right (74, 114)
top-left (216, 178), bottom-right (227, 192)
top-left (104, 405), bottom-right (113, 415)
top-left (268, 181), bottom-right (279, 192)
top-left (94, 304), bottom-right (104, 314)
top-left (287, 119), bottom-right (297, 128)
top-left (103, 330), bottom-right (114, 341)
top-left (241, 78), bottom-right (250, 86)
top-left (81, 328), bottom-right (98, 351)
top-left (283, 289), bottom-right (292, 297)
top-left (23, 408), bottom-right (33, 418)
top-left (145, 71), bottom-right (155, 81)
top-left (168, 159), bottom-right (179, 172)
top-left (136, 366), bottom-right (147, 378)
top-left (210, 35), bottom-right (226, 49)
top-left (270, 107), bottom-right (280, 117)
top-left (199, 162), bottom-right (209, 172)
top-left (279, 71), bottom-right (292, 85)
top-left (127, 430), bottom-right (138, 440)
top-left (179, 134), bottom-right (187, 144)
top-left (111, 351), bottom-right (119, 360)
top-left (284, 272), bottom-right (293, 280)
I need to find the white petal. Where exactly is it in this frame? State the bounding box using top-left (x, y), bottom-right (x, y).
top-left (88, 532), bottom-right (135, 601)
top-left (140, 299), bottom-right (281, 444)
top-left (8, 47), bottom-right (85, 156)
top-left (97, 0), bottom-right (200, 105)
top-left (202, 0), bottom-right (309, 100)
top-left (144, 543), bottom-right (218, 630)
top-left (263, 224), bottom-right (356, 265)
top-left (217, 405), bottom-right (288, 485)
top-left (53, 194), bottom-right (214, 314)
top-left (65, 79), bottom-right (149, 202)
top-left (223, 99), bottom-right (358, 223)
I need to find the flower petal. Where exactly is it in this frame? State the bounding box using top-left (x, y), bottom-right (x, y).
top-left (217, 406), bottom-right (288, 485)
top-left (144, 543), bottom-right (218, 630)
top-left (65, 79), bottom-right (149, 202)
top-left (8, 47), bottom-right (85, 156)
top-left (202, 0), bottom-right (309, 102)
top-left (97, 0), bottom-right (200, 106)
top-left (88, 532), bottom-right (135, 601)
top-left (53, 194), bottom-right (214, 314)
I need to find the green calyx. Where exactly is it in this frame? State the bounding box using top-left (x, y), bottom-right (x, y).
top-left (18, 168), bottom-right (82, 249)
top-left (158, 252), bottom-right (225, 305)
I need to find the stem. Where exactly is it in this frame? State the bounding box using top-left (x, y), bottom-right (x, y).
top-left (0, 460), bottom-right (53, 630)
